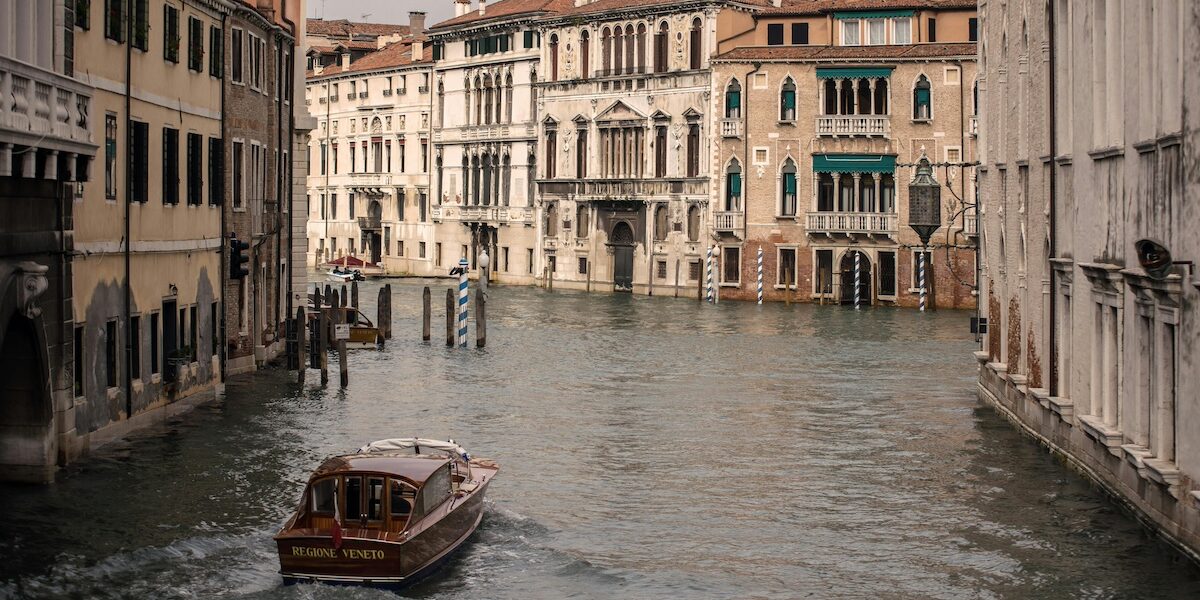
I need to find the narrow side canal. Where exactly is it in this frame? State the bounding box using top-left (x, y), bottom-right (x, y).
top-left (1, 279), bottom-right (1197, 599)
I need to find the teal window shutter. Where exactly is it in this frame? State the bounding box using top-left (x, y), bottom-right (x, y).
top-left (784, 173), bottom-right (796, 195)
top-left (726, 90), bottom-right (740, 113)
top-left (916, 88), bottom-right (930, 105)
top-left (783, 91), bottom-right (796, 110)
top-left (730, 173), bottom-right (742, 195)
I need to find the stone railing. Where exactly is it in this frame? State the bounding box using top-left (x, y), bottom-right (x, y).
top-left (964, 214), bottom-right (978, 236)
top-left (349, 173), bottom-right (391, 186)
top-left (815, 115), bottom-right (890, 137)
top-left (357, 216), bottom-right (381, 230)
top-left (806, 211), bottom-right (897, 235)
top-left (720, 118), bottom-right (743, 138)
top-left (537, 178), bottom-right (707, 198)
top-left (0, 55), bottom-right (95, 158)
top-left (969, 115), bottom-right (978, 136)
top-left (713, 211), bottom-right (743, 232)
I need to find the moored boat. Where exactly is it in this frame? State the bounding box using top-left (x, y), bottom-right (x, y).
top-left (274, 439), bottom-right (498, 587)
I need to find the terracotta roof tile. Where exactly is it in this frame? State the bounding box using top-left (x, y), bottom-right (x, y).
top-left (757, 0), bottom-right (976, 16)
top-left (310, 40), bottom-right (434, 79)
top-left (307, 18), bottom-right (410, 38)
top-left (430, 0), bottom-right (576, 31)
top-left (713, 41), bottom-right (977, 61)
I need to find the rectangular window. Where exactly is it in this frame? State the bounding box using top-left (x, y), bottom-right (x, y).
top-left (130, 120), bottom-right (149, 203)
top-left (231, 28), bottom-right (244, 83)
top-left (657, 260), bottom-right (667, 280)
top-left (419, 241), bottom-right (427, 259)
top-left (209, 25), bottom-right (223, 78)
top-left (927, 18), bottom-right (937, 43)
top-left (767, 24), bottom-right (784, 46)
top-left (330, 193), bottom-right (337, 220)
top-left (131, 0), bottom-right (148, 50)
top-left (73, 325), bottom-right (84, 397)
top-left (162, 127), bottom-right (179, 204)
top-left (791, 23), bottom-right (809, 45)
top-left (841, 20), bottom-right (860, 46)
top-left (815, 249), bottom-right (833, 294)
top-left (893, 17), bottom-right (912, 44)
top-left (722, 247), bottom-right (740, 284)
top-left (502, 247), bottom-right (509, 272)
top-left (208, 138), bottom-right (223, 205)
top-left (163, 4), bottom-right (180, 63)
top-left (105, 114), bottom-right (118, 199)
top-left (188, 16), bottom-right (203, 71)
top-left (878, 251), bottom-right (896, 296)
top-left (210, 302), bottom-right (218, 357)
top-left (232, 141), bottom-right (244, 208)
top-left (689, 260), bottom-right (701, 281)
top-left (527, 249), bottom-right (534, 274)
top-left (435, 243), bottom-right (442, 266)
top-left (968, 18), bottom-right (978, 42)
top-left (778, 248), bottom-right (796, 287)
top-left (187, 133), bottom-right (202, 205)
top-left (130, 315), bottom-right (141, 380)
top-left (105, 320), bottom-right (117, 388)
top-left (150, 312), bottom-right (160, 375)
top-left (189, 306), bottom-right (197, 361)
top-left (867, 19), bottom-right (886, 45)
top-left (578, 257), bottom-right (588, 275)
top-left (105, 0), bottom-right (125, 42)
top-left (397, 240), bottom-right (405, 257)
top-left (76, 0), bottom-right (92, 30)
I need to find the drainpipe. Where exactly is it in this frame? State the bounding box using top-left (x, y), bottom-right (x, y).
top-left (742, 61), bottom-right (762, 243)
top-left (123, 0), bottom-right (133, 419)
top-left (219, 12), bottom-right (228, 382)
top-left (281, 3), bottom-right (297, 326)
top-left (1047, 0), bottom-right (1057, 396)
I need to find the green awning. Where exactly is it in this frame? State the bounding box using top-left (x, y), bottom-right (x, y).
top-left (813, 154), bottom-right (896, 174)
top-left (833, 10), bottom-right (915, 20)
top-left (817, 67), bottom-right (895, 80)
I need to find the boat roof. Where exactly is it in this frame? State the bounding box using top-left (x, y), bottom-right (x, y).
top-left (310, 452), bottom-right (450, 484)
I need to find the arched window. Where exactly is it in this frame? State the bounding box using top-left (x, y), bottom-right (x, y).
top-left (687, 204), bottom-right (700, 242)
top-left (839, 79), bottom-right (854, 114)
top-left (686, 123), bottom-right (700, 177)
top-left (636, 24), bottom-right (647, 73)
top-left (462, 155), bottom-right (470, 204)
top-left (654, 204), bottom-right (668, 241)
top-left (817, 173), bottom-right (835, 211)
top-left (576, 203), bottom-right (589, 237)
top-left (780, 77), bottom-right (796, 121)
top-left (856, 79), bottom-right (871, 115)
top-left (549, 35), bottom-right (559, 82)
top-left (913, 75), bottom-right (931, 120)
top-left (972, 78), bottom-right (979, 116)
top-left (880, 174), bottom-right (895, 213)
top-left (546, 203), bottom-right (558, 237)
top-left (689, 18), bottom-right (702, 70)
top-left (873, 78), bottom-right (888, 115)
top-left (437, 81), bottom-right (445, 127)
top-left (725, 159), bottom-right (742, 211)
top-left (624, 25), bottom-right (635, 74)
top-left (725, 79), bottom-right (742, 118)
top-left (823, 80), bottom-right (837, 115)
top-left (654, 22), bottom-right (669, 73)
top-left (838, 174), bottom-right (854, 211)
top-left (505, 73), bottom-right (514, 123)
top-left (580, 30), bottom-right (590, 79)
top-left (545, 127), bottom-right (557, 179)
top-left (858, 174), bottom-right (875, 212)
top-left (483, 74), bottom-right (493, 124)
top-left (576, 123), bottom-right (588, 177)
top-left (601, 27), bottom-right (611, 74)
top-left (493, 74), bottom-right (503, 123)
top-left (473, 76), bottom-right (482, 124)
top-left (613, 27), bottom-right (623, 74)
top-left (780, 158), bottom-right (797, 216)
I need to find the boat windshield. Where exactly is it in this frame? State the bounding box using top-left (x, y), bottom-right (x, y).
top-left (420, 464), bottom-right (453, 515)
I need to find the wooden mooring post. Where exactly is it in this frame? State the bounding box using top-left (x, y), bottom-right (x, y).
top-left (445, 288), bottom-right (455, 347)
top-left (422, 286), bottom-right (431, 341)
top-left (351, 280), bottom-right (359, 308)
top-left (318, 295), bottom-right (329, 385)
top-left (384, 283), bottom-right (393, 339)
top-left (340, 284), bottom-right (348, 307)
top-left (674, 259), bottom-right (680, 298)
top-left (377, 286), bottom-right (388, 345)
top-left (331, 291), bottom-right (348, 387)
top-left (296, 306), bottom-right (306, 385)
top-left (475, 288), bottom-right (486, 348)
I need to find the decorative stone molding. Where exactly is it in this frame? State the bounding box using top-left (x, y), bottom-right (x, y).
top-left (14, 261), bottom-right (49, 319)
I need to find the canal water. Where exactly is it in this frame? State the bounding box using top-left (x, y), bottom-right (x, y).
top-left (1, 278), bottom-right (1197, 599)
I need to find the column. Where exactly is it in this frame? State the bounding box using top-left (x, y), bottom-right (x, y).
top-left (812, 172), bottom-right (819, 213)
top-left (873, 176), bottom-right (881, 213)
top-left (867, 79), bottom-right (876, 117)
top-left (851, 173), bottom-right (862, 213)
top-left (0, 143), bottom-right (11, 177)
top-left (42, 150), bottom-right (57, 180)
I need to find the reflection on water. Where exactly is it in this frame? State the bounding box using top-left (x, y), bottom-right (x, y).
top-left (1, 278), bottom-right (1197, 599)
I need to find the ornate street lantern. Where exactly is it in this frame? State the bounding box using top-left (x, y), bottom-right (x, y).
top-left (907, 150), bottom-right (941, 247)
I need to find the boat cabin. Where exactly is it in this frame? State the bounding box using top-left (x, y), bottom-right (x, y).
top-left (295, 454), bottom-right (466, 536)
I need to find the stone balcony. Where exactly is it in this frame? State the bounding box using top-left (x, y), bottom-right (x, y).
top-left (430, 204), bottom-right (534, 226)
top-left (0, 55), bottom-right (96, 179)
top-left (806, 211), bottom-right (897, 237)
top-left (713, 211), bottom-right (743, 233)
top-left (815, 115), bottom-right (890, 137)
top-left (538, 178), bottom-right (707, 199)
top-left (357, 216), bottom-right (381, 231)
top-left (348, 172), bottom-right (392, 193)
top-left (964, 214), bottom-right (978, 237)
top-left (720, 118), bottom-right (742, 138)
top-left (969, 115), bottom-right (978, 136)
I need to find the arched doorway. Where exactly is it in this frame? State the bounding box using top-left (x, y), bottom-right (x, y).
top-left (0, 316), bottom-right (52, 481)
top-left (610, 221), bottom-right (635, 292)
top-left (367, 200), bottom-right (383, 264)
top-left (839, 251), bottom-right (872, 305)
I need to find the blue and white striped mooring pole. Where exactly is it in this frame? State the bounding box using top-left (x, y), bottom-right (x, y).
top-left (756, 247), bottom-right (763, 305)
top-left (457, 258), bottom-right (469, 348)
top-left (705, 245), bottom-right (715, 303)
top-left (853, 250), bottom-right (862, 310)
top-left (919, 248), bottom-right (927, 312)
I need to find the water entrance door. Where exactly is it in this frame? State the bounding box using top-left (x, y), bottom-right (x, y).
top-left (610, 221), bottom-right (635, 292)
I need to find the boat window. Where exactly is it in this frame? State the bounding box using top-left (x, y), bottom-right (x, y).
top-left (367, 477), bottom-right (385, 520)
top-left (346, 310), bottom-right (358, 325)
top-left (345, 476), bottom-right (363, 521)
top-left (389, 479), bottom-right (415, 517)
top-left (420, 464), bottom-right (453, 515)
top-left (310, 477), bottom-right (337, 514)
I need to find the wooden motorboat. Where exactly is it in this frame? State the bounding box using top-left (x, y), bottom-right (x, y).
top-left (274, 438), bottom-right (498, 587)
top-left (305, 305), bottom-right (380, 349)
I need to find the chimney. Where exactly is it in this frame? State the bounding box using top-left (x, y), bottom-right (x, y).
top-left (409, 11), bottom-right (426, 33)
top-left (455, 0), bottom-right (471, 18)
top-left (341, 52), bottom-right (351, 71)
top-left (412, 39), bottom-right (424, 62)
top-left (478, 0), bottom-right (487, 16)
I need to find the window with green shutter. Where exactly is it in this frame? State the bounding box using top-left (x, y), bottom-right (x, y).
top-left (913, 75), bottom-right (931, 119)
top-left (725, 79), bottom-right (742, 118)
top-left (729, 173), bottom-right (741, 195)
top-left (163, 5), bottom-right (180, 63)
top-left (132, 0), bottom-right (149, 50)
top-left (523, 31), bottom-right (534, 48)
top-left (105, 0), bottom-right (124, 42)
top-left (780, 78), bottom-right (797, 121)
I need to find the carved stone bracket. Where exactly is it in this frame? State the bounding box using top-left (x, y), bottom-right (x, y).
top-left (14, 261), bottom-right (50, 319)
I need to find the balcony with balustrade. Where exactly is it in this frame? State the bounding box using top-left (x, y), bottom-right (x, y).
top-left (0, 55), bottom-right (96, 179)
top-left (537, 178), bottom-right (707, 199)
top-left (720, 119), bottom-right (743, 139)
top-left (964, 213), bottom-right (978, 237)
top-left (806, 211), bottom-right (897, 238)
top-left (815, 115), bottom-right (890, 137)
top-left (357, 216), bottom-right (382, 231)
top-left (713, 211), bottom-right (743, 233)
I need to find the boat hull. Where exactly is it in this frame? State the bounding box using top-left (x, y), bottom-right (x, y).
top-left (276, 478), bottom-right (489, 587)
